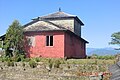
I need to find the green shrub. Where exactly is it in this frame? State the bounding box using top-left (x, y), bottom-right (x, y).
top-left (48, 59), bottom-right (53, 69)
top-left (0, 54), bottom-right (26, 62)
top-left (54, 60), bottom-right (61, 68)
top-left (59, 59), bottom-right (65, 64)
top-left (35, 58), bottom-right (41, 62)
top-left (1, 56), bottom-right (10, 62)
top-left (98, 55), bottom-right (115, 60)
top-left (29, 60), bottom-right (37, 68)
top-left (15, 57), bottom-right (21, 62)
top-left (22, 58), bottom-right (30, 62)
top-left (89, 54), bottom-right (115, 60)
top-left (15, 54), bottom-right (25, 62)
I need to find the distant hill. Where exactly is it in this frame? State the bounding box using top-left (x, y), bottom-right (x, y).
top-left (87, 47), bottom-right (120, 56)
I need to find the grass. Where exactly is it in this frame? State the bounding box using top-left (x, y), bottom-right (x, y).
top-left (0, 57), bottom-right (114, 79)
top-left (65, 59), bottom-right (115, 65)
top-left (0, 56), bottom-right (115, 65)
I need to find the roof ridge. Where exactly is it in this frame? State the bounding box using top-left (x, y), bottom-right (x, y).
top-left (32, 11), bottom-right (77, 20)
top-left (39, 11), bottom-right (76, 19)
top-left (39, 11), bottom-right (60, 18)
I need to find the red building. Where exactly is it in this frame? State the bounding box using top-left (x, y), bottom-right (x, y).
top-left (24, 11), bottom-right (88, 58)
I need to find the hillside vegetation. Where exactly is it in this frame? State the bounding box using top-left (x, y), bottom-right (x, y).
top-left (0, 56), bottom-right (115, 80)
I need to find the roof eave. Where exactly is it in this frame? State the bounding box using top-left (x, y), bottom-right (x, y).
top-left (75, 16), bottom-right (84, 26)
top-left (24, 29), bottom-right (67, 33)
top-left (23, 20), bottom-right (38, 28)
top-left (40, 16), bottom-right (84, 25)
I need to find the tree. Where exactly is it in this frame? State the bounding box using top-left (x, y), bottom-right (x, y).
top-left (109, 32), bottom-right (120, 46)
top-left (0, 41), bottom-right (2, 48)
top-left (4, 20), bottom-right (24, 57)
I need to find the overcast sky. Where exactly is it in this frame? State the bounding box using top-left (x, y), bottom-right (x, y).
top-left (0, 0), bottom-right (120, 48)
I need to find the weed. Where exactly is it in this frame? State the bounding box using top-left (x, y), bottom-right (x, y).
top-left (48, 59), bottom-right (53, 69)
top-left (29, 60), bottom-right (37, 68)
top-left (35, 58), bottom-right (41, 62)
top-left (54, 59), bottom-right (61, 68)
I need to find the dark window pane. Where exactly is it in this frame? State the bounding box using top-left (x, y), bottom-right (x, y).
top-left (46, 36), bottom-right (49, 46)
top-left (50, 36), bottom-right (53, 46)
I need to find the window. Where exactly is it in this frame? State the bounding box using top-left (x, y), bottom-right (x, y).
top-left (46, 35), bottom-right (53, 46)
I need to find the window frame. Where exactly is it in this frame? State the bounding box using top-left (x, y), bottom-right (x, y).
top-left (46, 35), bottom-right (53, 46)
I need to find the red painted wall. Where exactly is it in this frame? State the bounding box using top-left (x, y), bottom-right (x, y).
top-left (24, 31), bottom-right (86, 58)
top-left (24, 31), bottom-right (65, 58)
top-left (64, 32), bottom-right (86, 58)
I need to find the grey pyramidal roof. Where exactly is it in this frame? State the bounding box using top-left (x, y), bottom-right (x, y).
top-left (31, 11), bottom-right (84, 25)
top-left (24, 11), bottom-right (84, 31)
top-left (39, 11), bottom-right (76, 19)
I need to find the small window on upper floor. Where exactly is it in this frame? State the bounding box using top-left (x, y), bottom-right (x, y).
top-left (46, 35), bottom-right (53, 46)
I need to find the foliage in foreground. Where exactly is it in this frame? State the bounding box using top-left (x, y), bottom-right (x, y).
top-left (4, 20), bottom-right (24, 57)
top-left (88, 54), bottom-right (115, 60)
top-left (109, 32), bottom-right (120, 46)
top-left (0, 41), bottom-right (2, 48)
top-left (29, 59), bottom-right (37, 68)
top-left (0, 54), bottom-right (25, 62)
